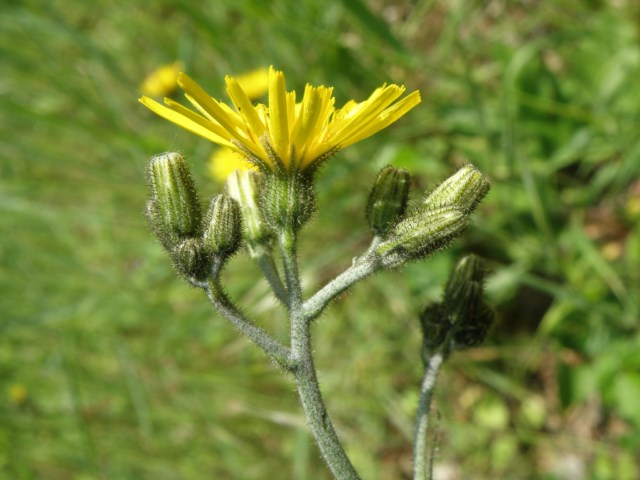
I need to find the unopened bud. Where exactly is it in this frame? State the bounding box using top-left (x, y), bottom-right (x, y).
top-left (419, 303), bottom-right (452, 363)
top-left (423, 164), bottom-right (490, 214)
top-left (366, 166), bottom-right (410, 236)
top-left (443, 255), bottom-right (495, 350)
top-left (226, 170), bottom-right (273, 255)
top-left (444, 254), bottom-right (485, 317)
top-left (146, 152), bottom-right (201, 249)
top-left (171, 237), bottom-right (210, 281)
top-left (451, 303), bottom-right (494, 349)
top-left (376, 206), bottom-right (467, 267)
top-left (203, 194), bottom-right (242, 258)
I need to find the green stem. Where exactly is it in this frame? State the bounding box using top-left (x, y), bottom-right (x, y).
top-left (412, 351), bottom-right (445, 480)
top-left (255, 250), bottom-right (289, 306)
top-left (303, 254), bottom-right (379, 322)
top-left (205, 275), bottom-right (293, 371)
top-left (279, 230), bottom-right (361, 480)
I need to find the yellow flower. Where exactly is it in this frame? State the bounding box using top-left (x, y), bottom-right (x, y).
top-left (208, 68), bottom-right (268, 182)
top-left (140, 61), bottom-right (183, 97)
top-left (209, 147), bottom-right (256, 182)
top-left (140, 66), bottom-right (421, 172)
top-left (234, 67), bottom-right (270, 100)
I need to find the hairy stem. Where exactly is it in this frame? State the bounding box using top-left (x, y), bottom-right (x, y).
top-left (255, 250), bottom-right (289, 306)
top-left (280, 230), bottom-right (361, 480)
top-left (303, 254), bottom-right (379, 322)
top-left (205, 276), bottom-right (293, 371)
top-left (413, 351), bottom-right (445, 480)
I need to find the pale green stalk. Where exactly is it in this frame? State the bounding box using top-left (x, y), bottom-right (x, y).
top-left (413, 346), bottom-right (449, 480)
top-left (303, 255), bottom-right (379, 322)
top-left (279, 229), bottom-right (362, 480)
top-left (205, 261), bottom-right (293, 371)
top-left (255, 250), bottom-right (289, 306)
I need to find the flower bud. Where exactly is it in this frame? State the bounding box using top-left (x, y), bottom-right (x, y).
top-left (170, 237), bottom-right (210, 281)
top-left (423, 164), bottom-right (490, 214)
top-left (443, 255), bottom-right (495, 350)
top-left (226, 170), bottom-right (273, 255)
top-left (146, 152), bottom-right (201, 249)
top-left (444, 255), bottom-right (485, 315)
top-left (375, 206), bottom-right (467, 267)
top-left (203, 194), bottom-right (242, 258)
top-left (419, 303), bottom-right (452, 363)
top-left (262, 173), bottom-right (315, 232)
top-left (450, 303), bottom-right (494, 349)
top-left (366, 166), bottom-right (410, 236)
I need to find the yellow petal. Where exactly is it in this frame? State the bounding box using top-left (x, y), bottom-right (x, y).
top-left (225, 76), bottom-right (266, 140)
top-left (178, 73), bottom-right (241, 139)
top-left (139, 96), bottom-right (235, 147)
top-left (268, 66), bottom-right (290, 162)
top-left (340, 90), bottom-right (422, 148)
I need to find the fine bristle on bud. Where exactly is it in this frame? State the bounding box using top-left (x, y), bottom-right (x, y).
top-left (261, 173), bottom-right (316, 232)
top-left (442, 255), bottom-right (495, 350)
top-left (375, 206), bottom-right (468, 268)
top-left (419, 303), bottom-right (452, 364)
top-left (423, 164), bottom-right (490, 215)
top-left (170, 237), bottom-right (210, 281)
top-left (146, 152), bottom-right (201, 249)
top-left (366, 165), bottom-right (411, 236)
top-left (202, 194), bottom-right (242, 259)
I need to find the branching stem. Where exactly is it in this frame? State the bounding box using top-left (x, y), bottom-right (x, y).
top-left (279, 230), bottom-right (362, 480)
top-left (204, 271), bottom-right (293, 371)
top-left (304, 254), bottom-right (379, 322)
top-left (255, 250), bottom-right (289, 306)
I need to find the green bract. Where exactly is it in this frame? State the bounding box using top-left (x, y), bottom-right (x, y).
top-left (203, 194), bottom-right (242, 259)
top-left (366, 165), bottom-right (411, 236)
top-left (146, 152), bottom-right (202, 249)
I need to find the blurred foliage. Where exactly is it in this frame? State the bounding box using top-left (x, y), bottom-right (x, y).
top-left (1, 0), bottom-right (639, 479)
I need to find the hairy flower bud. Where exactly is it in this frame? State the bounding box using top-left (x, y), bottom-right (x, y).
top-left (375, 206), bottom-right (467, 267)
top-left (423, 164), bottom-right (490, 214)
top-left (262, 173), bottom-right (315, 232)
top-left (443, 255), bottom-right (495, 350)
top-left (419, 303), bottom-right (452, 363)
top-left (171, 237), bottom-right (210, 281)
top-left (450, 303), bottom-right (494, 349)
top-left (203, 194), bottom-right (242, 258)
top-left (226, 170), bottom-right (273, 256)
top-left (366, 166), bottom-right (410, 236)
top-left (146, 152), bottom-right (201, 249)
top-left (444, 255), bottom-right (485, 315)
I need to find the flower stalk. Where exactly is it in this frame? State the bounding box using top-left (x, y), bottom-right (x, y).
top-left (279, 228), bottom-right (362, 480)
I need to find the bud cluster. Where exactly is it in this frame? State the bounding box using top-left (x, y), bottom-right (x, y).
top-left (419, 255), bottom-right (495, 362)
top-left (146, 152), bottom-right (242, 281)
top-left (374, 164), bottom-right (490, 268)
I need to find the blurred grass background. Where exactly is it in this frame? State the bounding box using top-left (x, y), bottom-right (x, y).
top-left (1, 0), bottom-right (640, 479)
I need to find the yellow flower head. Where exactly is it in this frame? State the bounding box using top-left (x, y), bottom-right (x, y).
top-left (140, 66), bottom-right (421, 172)
top-left (140, 61), bottom-right (183, 97)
